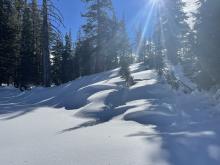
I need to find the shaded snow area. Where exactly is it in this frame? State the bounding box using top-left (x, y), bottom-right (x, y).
top-left (1, 63), bottom-right (220, 165)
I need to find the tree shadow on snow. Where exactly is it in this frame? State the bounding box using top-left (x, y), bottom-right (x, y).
top-left (60, 120), bottom-right (103, 133)
top-left (60, 88), bottom-right (136, 133)
top-left (124, 105), bottom-right (220, 165)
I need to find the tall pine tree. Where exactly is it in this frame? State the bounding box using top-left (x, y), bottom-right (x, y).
top-left (19, 1), bottom-right (35, 86)
top-left (81, 0), bottom-right (115, 73)
top-left (51, 36), bottom-right (64, 85)
top-left (62, 32), bottom-right (74, 83)
top-left (161, 0), bottom-right (189, 65)
top-left (194, 0), bottom-right (220, 89)
top-left (0, 0), bottom-right (21, 85)
top-left (42, 0), bottom-right (50, 87)
top-left (31, 0), bottom-right (43, 85)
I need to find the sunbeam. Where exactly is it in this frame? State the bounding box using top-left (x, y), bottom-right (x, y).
top-left (135, 0), bottom-right (162, 56)
top-left (149, 0), bottom-right (162, 5)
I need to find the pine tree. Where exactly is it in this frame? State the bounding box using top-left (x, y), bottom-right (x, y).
top-left (0, 0), bottom-right (63, 87)
top-left (62, 32), bottom-right (74, 83)
top-left (73, 31), bottom-right (82, 78)
top-left (153, 19), bottom-right (164, 75)
top-left (41, 0), bottom-right (64, 86)
top-left (51, 37), bottom-right (64, 85)
top-left (13, 0), bottom-right (25, 87)
top-left (72, 46), bottom-right (80, 80)
top-left (135, 27), bottom-right (147, 63)
top-left (31, 0), bottom-right (43, 85)
top-left (161, 0), bottom-right (189, 65)
top-left (104, 11), bottom-right (120, 70)
top-left (144, 40), bottom-right (154, 66)
top-left (78, 37), bottom-right (93, 76)
top-left (42, 0), bottom-right (50, 87)
top-left (0, 0), bottom-right (20, 85)
top-left (179, 31), bottom-right (198, 82)
top-left (194, 0), bottom-right (220, 89)
top-left (81, 0), bottom-right (115, 73)
top-left (118, 19), bottom-right (134, 86)
top-left (118, 19), bottom-right (132, 64)
top-left (19, 1), bottom-right (35, 86)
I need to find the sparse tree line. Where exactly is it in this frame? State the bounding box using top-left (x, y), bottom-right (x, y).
top-left (0, 0), bottom-right (133, 90)
top-left (135, 0), bottom-right (220, 90)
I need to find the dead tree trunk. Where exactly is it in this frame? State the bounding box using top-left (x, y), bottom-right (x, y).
top-left (42, 0), bottom-right (50, 87)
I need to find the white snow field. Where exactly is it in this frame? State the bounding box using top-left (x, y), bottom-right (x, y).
top-left (0, 63), bottom-right (220, 165)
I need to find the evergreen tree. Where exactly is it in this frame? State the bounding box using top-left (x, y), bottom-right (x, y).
top-left (0, 0), bottom-right (66, 87)
top-left (13, 0), bottom-right (25, 87)
top-left (42, 0), bottom-right (50, 87)
top-left (118, 19), bottom-right (132, 65)
top-left (41, 0), bottom-right (63, 86)
top-left (78, 37), bottom-right (93, 76)
top-left (144, 40), bottom-right (155, 66)
top-left (104, 12), bottom-right (120, 70)
top-left (62, 32), bottom-right (74, 83)
top-left (194, 0), bottom-right (220, 89)
top-left (179, 31), bottom-right (198, 82)
top-left (135, 27), bottom-right (147, 63)
top-left (118, 19), bottom-right (134, 86)
top-left (153, 19), bottom-right (164, 75)
top-left (51, 37), bottom-right (64, 85)
top-left (73, 31), bottom-right (82, 78)
top-left (72, 46), bottom-right (80, 80)
top-left (81, 0), bottom-right (115, 73)
top-left (0, 0), bottom-right (20, 85)
top-left (161, 0), bottom-right (189, 65)
top-left (19, 1), bottom-right (35, 86)
top-left (31, 0), bottom-right (43, 85)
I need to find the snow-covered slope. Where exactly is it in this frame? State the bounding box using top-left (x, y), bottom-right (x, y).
top-left (0, 63), bottom-right (220, 165)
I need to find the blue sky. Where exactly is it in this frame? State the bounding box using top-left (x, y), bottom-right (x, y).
top-left (51, 0), bottom-right (157, 42)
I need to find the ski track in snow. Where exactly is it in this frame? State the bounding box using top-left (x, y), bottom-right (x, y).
top-left (0, 63), bottom-right (220, 165)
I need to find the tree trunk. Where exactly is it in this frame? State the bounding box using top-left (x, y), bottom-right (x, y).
top-left (42, 0), bottom-right (50, 87)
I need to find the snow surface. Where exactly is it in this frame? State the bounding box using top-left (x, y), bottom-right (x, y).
top-left (0, 63), bottom-right (220, 165)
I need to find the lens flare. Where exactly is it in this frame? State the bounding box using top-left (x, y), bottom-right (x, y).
top-left (135, 0), bottom-right (162, 56)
